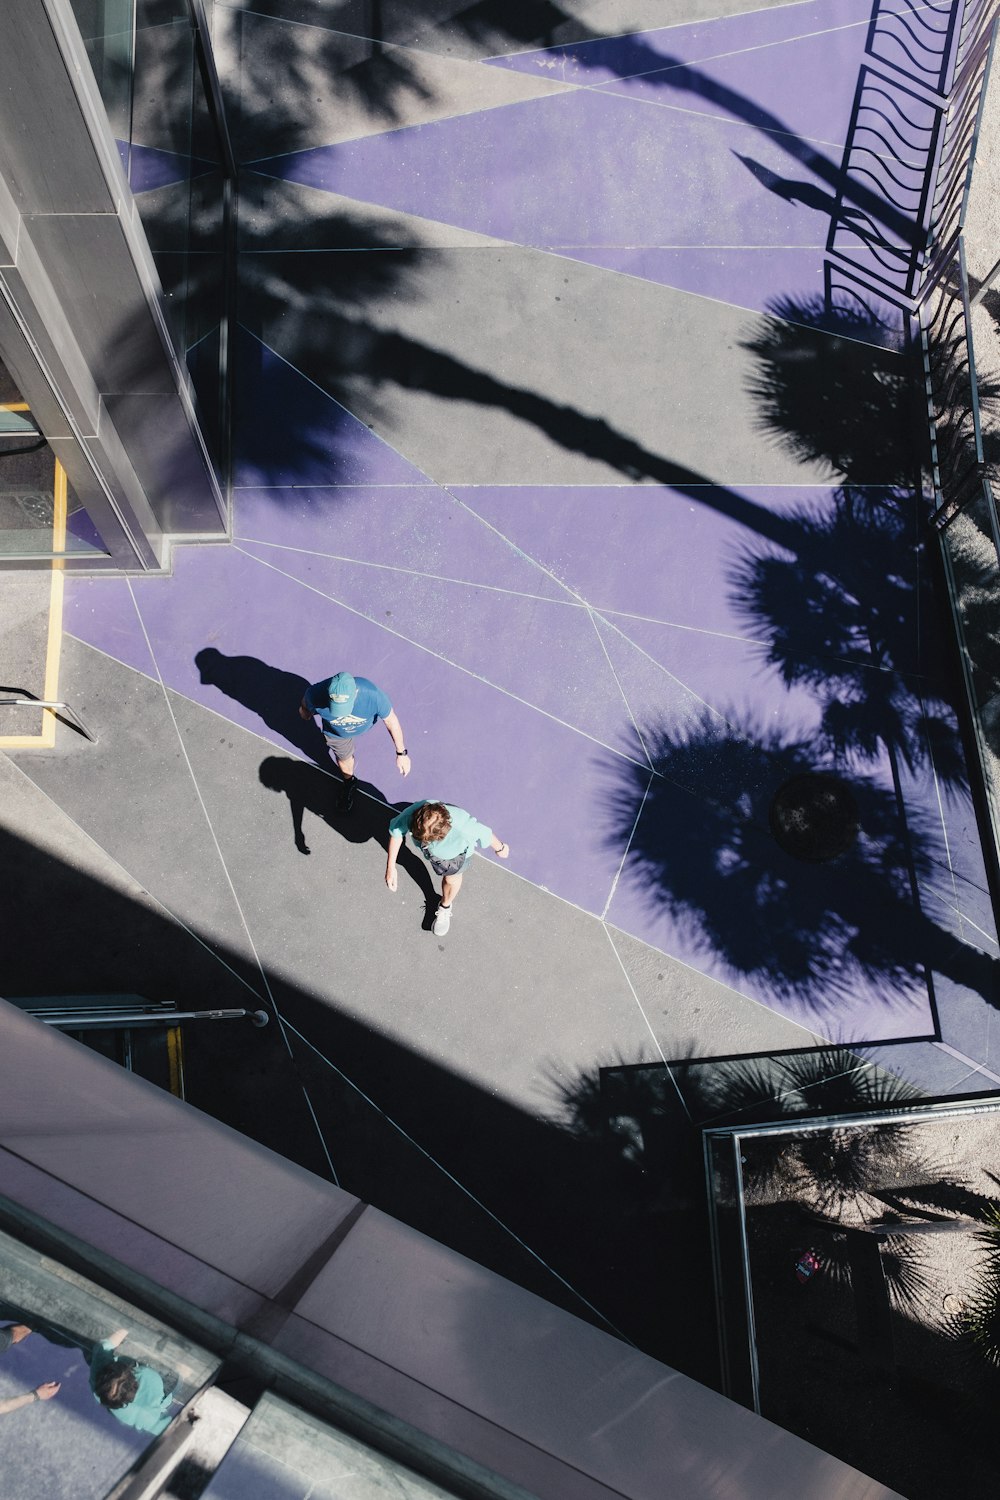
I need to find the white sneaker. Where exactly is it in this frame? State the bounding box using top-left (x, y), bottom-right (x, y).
top-left (432, 903), bottom-right (452, 936)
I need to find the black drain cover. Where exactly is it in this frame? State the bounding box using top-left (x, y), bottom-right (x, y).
top-left (769, 774), bottom-right (860, 862)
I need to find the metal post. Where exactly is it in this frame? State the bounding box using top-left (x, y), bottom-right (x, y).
top-left (970, 247), bottom-right (1000, 307)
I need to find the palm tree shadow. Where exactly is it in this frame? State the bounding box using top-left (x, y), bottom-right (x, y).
top-left (727, 487), bottom-right (969, 793)
top-left (603, 710), bottom-right (1000, 1012)
top-left (741, 294), bottom-right (928, 486)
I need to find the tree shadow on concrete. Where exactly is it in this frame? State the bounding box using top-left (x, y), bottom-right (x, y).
top-left (603, 710), bottom-right (1000, 1011)
top-left (225, 0), bottom-right (927, 533)
top-left (236, 0), bottom-right (926, 248)
top-left (728, 486), bottom-right (968, 794)
top-left (742, 294), bottom-right (928, 485)
top-left (103, 0), bottom-right (939, 558)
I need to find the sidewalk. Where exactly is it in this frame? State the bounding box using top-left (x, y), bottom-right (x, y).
top-left (4, 0), bottom-right (1000, 1384)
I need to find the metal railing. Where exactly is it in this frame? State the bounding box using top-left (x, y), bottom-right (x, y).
top-left (923, 9), bottom-right (999, 283)
top-left (822, 0), bottom-right (998, 313)
top-left (918, 235), bottom-right (991, 529)
top-left (27, 1006), bottom-right (269, 1029)
top-left (0, 696), bottom-right (97, 742)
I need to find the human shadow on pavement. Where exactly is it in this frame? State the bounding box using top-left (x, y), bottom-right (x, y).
top-left (194, 648), bottom-right (327, 763)
top-left (258, 755), bottom-right (438, 915)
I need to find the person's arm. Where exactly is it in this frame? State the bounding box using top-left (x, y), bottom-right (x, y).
top-left (0, 1383), bottom-right (60, 1414)
top-left (386, 803), bottom-right (419, 888)
top-left (489, 834), bottom-right (510, 859)
top-left (298, 682), bottom-right (321, 721)
top-left (0, 1324), bottom-right (30, 1353)
top-left (382, 710), bottom-right (411, 776)
top-left (469, 817), bottom-right (509, 859)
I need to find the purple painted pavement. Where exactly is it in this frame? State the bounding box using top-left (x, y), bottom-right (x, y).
top-left (63, 0), bottom-right (979, 1045)
top-left (593, 613), bottom-right (824, 741)
top-left (251, 0), bottom-right (929, 324)
top-left (128, 143), bottom-right (216, 194)
top-left (603, 859), bottom-right (933, 1042)
top-left (486, 0), bottom-right (931, 167)
top-left (485, 0), bottom-right (877, 89)
top-left (66, 464), bottom-right (949, 1039)
top-left (564, 247), bottom-right (906, 346)
top-left (237, 533), bottom-right (691, 765)
top-left (258, 90), bottom-right (838, 250)
top-left (64, 577), bottom-right (157, 680)
top-left (82, 543), bottom-right (627, 916)
top-left (452, 484), bottom-right (916, 658)
top-left (233, 485), bottom-right (572, 602)
top-left (65, 506), bottom-right (110, 556)
top-left (233, 328), bottom-right (426, 488)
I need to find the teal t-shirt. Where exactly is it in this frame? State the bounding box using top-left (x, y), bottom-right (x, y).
top-left (389, 803), bottom-right (492, 860)
top-left (89, 1340), bottom-right (173, 1436)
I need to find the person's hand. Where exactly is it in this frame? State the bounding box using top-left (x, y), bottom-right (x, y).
top-left (298, 704), bottom-right (312, 721)
top-left (8, 1325), bottom-right (31, 1345)
top-left (106, 1329), bottom-right (128, 1349)
top-left (396, 754), bottom-right (411, 777)
top-left (35, 1383), bottom-right (60, 1401)
top-left (496, 841), bottom-right (510, 860)
top-left (385, 866), bottom-right (398, 892)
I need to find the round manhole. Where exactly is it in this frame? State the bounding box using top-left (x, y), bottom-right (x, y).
top-left (769, 774), bottom-right (860, 862)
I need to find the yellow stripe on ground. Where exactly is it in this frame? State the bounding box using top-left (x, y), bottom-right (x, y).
top-left (0, 458), bottom-right (66, 748)
top-left (0, 402), bottom-right (30, 411)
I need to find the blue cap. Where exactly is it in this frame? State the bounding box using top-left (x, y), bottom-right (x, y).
top-left (327, 671), bottom-right (357, 708)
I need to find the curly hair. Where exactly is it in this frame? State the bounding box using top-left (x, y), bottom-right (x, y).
top-left (411, 802), bottom-right (452, 844)
top-left (93, 1362), bottom-right (139, 1410)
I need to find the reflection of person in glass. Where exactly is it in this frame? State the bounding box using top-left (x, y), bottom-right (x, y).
top-left (89, 1329), bottom-right (177, 1435)
top-left (0, 1322), bottom-right (60, 1413)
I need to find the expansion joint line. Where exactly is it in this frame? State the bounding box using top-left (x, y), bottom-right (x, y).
top-left (124, 581), bottom-right (340, 1187)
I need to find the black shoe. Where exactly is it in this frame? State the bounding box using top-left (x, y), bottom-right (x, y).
top-left (341, 777), bottom-right (356, 812)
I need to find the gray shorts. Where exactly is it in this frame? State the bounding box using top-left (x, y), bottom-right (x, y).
top-left (324, 733), bottom-right (357, 764)
top-left (419, 846), bottom-right (471, 877)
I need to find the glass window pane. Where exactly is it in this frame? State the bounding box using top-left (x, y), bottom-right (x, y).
top-left (0, 1225), bottom-right (218, 1498)
top-left (0, 362), bottom-right (109, 559)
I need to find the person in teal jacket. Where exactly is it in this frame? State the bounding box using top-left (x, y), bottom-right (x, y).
top-left (386, 801), bottom-right (509, 935)
top-left (88, 1329), bottom-right (176, 1436)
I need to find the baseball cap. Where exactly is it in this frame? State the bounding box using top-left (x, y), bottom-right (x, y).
top-left (327, 671), bottom-right (358, 707)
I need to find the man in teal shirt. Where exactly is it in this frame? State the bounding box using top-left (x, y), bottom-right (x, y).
top-left (299, 670), bottom-right (410, 812)
top-left (386, 801), bottom-right (509, 935)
